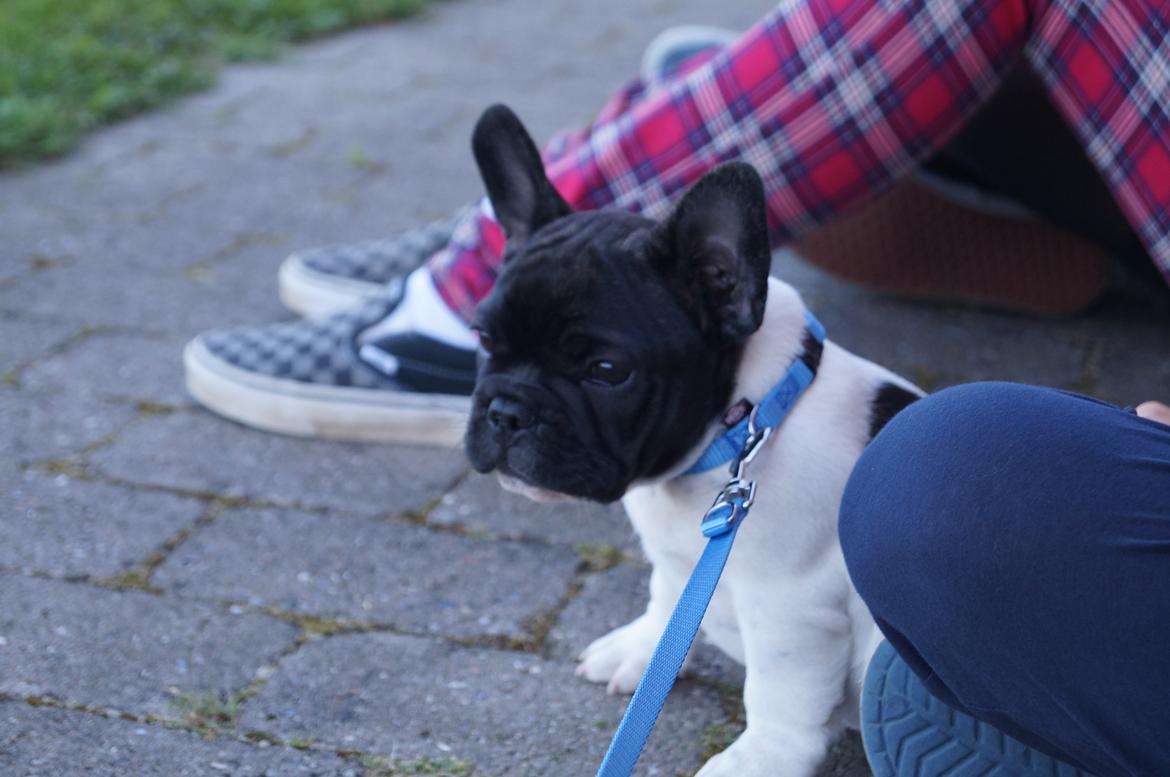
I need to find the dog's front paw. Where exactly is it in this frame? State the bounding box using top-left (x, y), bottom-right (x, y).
top-left (576, 616), bottom-right (665, 694)
top-left (695, 728), bottom-right (823, 777)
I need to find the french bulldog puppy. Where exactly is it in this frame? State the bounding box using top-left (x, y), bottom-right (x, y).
top-left (464, 104), bottom-right (921, 777)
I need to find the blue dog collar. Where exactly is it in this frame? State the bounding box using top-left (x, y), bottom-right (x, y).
top-left (682, 309), bottom-right (825, 475)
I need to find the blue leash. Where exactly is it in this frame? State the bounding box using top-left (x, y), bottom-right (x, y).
top-left (594, 312), bottom-right (824, 777)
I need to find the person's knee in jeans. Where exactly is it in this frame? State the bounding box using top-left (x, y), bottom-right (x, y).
top-left (839, 382), bottom-right (1036, 714)
top-left (839, 381), bottom-right (1170, 776)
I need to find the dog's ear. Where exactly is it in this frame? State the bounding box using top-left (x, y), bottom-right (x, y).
top-left (472, 104), bottom-right (571, 246)
top-left (650, 162), bottom-right (771, 345)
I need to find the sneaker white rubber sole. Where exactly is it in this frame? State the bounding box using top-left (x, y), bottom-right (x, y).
top-left (278, 252), bottom-right (382, 319)
top-left (183, 337), bottom-right (471, 447)
top-left (639, 25), bottom-right (738, 83)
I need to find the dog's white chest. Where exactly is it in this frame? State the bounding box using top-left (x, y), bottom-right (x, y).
top-left (622, 480), bottom-right (748, 661)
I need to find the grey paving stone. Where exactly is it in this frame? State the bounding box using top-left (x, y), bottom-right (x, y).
top-left (0, 702), bottom-right (356, 777)
top-left (21, 331), bottom-right (194, 407)
top-left (429, 473), bottom-right (637, 550)
top-left (1084, 297), bottom-right (1170, 405)
top-left (155, 507), bottom-right (580, 640)
top-left (0, 263), bottom-right (27, 287)
top-left (242, 632), bottom-right (729, 777)
top-left (820, 732), bottom-right (872, 777)
top-left (0, 576), bottom-right (297, 717)
top-left (549, 563), bottom-right (746, 691)
top-left (89, 410), bottom-right (468, 515)
top-left (0, 385), bottom-right (137, 464)
top-left (776, 252), bottom-right (1091, 392)
top-left (549, 564), bottom-right (650, 663)
top-left (0, 198), bottom-right (86, 286)
top-left (1096, 341), bottom-right (1170, 407)
top-left (0, 466), bottom-right (204, 578)
top-left (0, 316), bottom-right (79, 378)
top-left (0, 261), bottom-right (290, 336)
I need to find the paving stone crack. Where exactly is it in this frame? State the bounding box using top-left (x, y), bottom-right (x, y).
top-left (183, 230), bottom-right (289, 281)
top-left (0, 689), bottom-right (459, 771)
top-left (2, 323), bottom-right (111, 386)
top-left (94, 502), bottom-right (223, 593)
top-left (0, 253), bottom-right (73, 294)
top-left (24, 457), bottom-right (337, 514)
top-left (1070, 335), bottom-right (1105, 397)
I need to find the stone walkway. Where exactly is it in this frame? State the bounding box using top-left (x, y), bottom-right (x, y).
top-left (2, 0), bottom-right (1168, 775)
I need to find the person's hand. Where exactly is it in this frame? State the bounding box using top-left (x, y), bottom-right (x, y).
top-left (1136, 401), bottom-right (1170, 426)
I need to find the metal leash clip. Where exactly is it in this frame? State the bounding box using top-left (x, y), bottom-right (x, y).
top-left (700, 406), bottom-right (772, 538)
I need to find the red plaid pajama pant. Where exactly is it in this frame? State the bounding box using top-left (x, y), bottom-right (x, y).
top-left (430, 0), bottom-right (1170, 322)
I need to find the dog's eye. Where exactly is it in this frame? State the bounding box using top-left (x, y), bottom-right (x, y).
top-left (586, 360), bottom-right (630, 386)
top-left (476, 329), bottom-right (493, 355)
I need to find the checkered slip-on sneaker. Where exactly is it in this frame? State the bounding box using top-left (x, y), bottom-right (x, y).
top-left (184, 282), bottom-right (476, 446)
top-left (277, 207), bottom-right (472, 317)
top-left (861, 641), bottom-right (1093, 777)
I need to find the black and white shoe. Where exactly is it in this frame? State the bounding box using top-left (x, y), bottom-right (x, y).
top-left (277, 207), bottom-right (471, 317)
top-left (184, 282), bottom-right (476, 446)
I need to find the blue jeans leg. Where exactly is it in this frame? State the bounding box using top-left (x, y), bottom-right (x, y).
top-left (839, 382), bottom-right (1170, 777)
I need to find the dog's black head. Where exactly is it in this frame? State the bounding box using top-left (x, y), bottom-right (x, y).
top-left (463, 105), bottom-right (771, 503)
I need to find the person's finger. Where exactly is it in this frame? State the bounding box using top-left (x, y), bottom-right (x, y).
top-left (1135, 401), bottom-right (1170, 426)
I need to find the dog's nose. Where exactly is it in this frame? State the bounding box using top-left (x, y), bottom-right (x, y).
top-left (487, 396), bottom-right (533, 433)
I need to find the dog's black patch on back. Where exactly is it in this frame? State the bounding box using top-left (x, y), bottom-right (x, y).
top-left (868, 383), bottom-right (920, 442)
top-left (797, 329), bottom-right (824, 373)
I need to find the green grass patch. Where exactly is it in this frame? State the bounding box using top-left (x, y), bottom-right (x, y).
top-left (0, 0), bottom-right (428, 166)
top-left (169, 688), bottom-right (241, 734)
top-left (361, 755), bottom-right (474, 776)
top-left (574, 542), bottom-right (626, 572)
top-left (697, 721), bottom-right (744, 766)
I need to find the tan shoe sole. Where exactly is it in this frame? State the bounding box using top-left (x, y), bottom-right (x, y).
top-left (793, 179), bottom-right (1109, 316)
